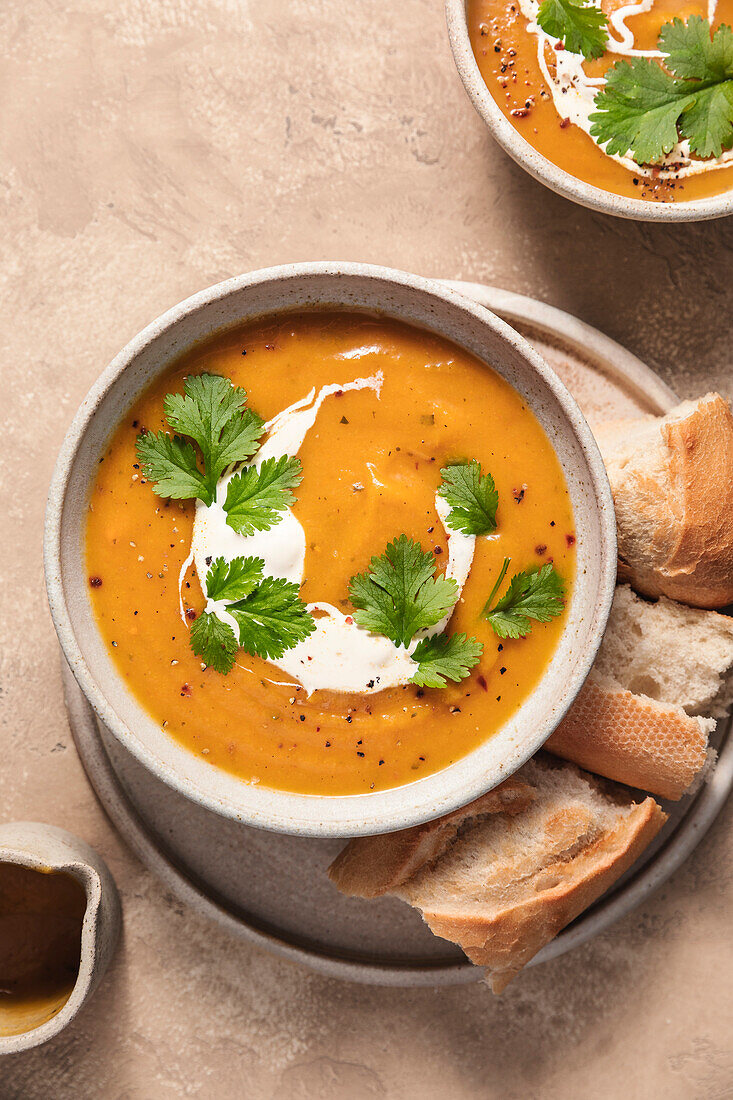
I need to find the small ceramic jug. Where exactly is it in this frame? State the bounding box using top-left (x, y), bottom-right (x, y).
top-left (0, 822), bottom-right (121, 1054)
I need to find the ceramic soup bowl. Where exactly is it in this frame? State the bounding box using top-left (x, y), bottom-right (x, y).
top-left (45, 262), bottom-right (616, 837)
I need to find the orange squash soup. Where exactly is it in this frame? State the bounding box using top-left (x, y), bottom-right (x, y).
top-left (86, 312), bottom-right (576, 796)
top-left (468, 0), bottom-right (733, 202)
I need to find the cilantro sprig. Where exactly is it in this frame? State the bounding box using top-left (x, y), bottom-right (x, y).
top-left (190, 555), bottom-right (315, 674)
top-left (537, 0), bottom-right (608, 60)
top-left (190, 611), bottom-right (240, 675)
top-left (411, 632), bottom-right (483, 689)
top-left (227, 576), bottom-right (315, 661)
top-left (204, 555), bottom-right (264, 601)
top-left (135, 433), bottom-right (211, 503)
top-left (348, 535), bottom-right (459, 649)
top-left (164, 374), bottom-right (265, 491)
top-left (224, 456), bottom-right (303, 536)
top-left (590, 17), bottom-right (733, 164)
top-left (438, 460), bottom-right (498, 536)
top-left (483, 558), bottom-right (566, 640)
top-left (347, 535), bottom-right (483, 689)
top-left (138, 373), bottom-right (304, 540)
top-left (137, 374), bottom-right (265, 507)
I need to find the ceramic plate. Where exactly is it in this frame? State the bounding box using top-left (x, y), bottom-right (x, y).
top-left (61, 283), bottom-right (733, 986)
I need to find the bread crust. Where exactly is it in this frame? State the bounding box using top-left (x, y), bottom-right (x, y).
top-left (596, 393), bottom-right (733, 609)
top-left (327, 777), bottom-right (533, 898)
top-left (419, 795), bottom-right (666, 993)
top-left (545, 675), bottom-right (711, 800)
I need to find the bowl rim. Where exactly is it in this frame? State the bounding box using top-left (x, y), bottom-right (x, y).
top-left (44, 261), bottom-right (617, 837)
top-left (444, 0), bottom-right (733, 223)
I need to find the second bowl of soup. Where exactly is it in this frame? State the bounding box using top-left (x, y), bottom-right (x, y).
top-left (447, 0), bottom-right (733, 220)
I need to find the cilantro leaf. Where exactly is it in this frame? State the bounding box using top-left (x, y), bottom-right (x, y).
top-left (228, 576), bottom-right (315, 660)
top-left (135, 431), bottom-right (210, 501)
top-left (164, 373), bottom-right (265, 485)
top-left (191, 560), bottom-right (313, 671)
top-left (660, 15), bottom-right (733, 81)
top-left (680, 81), bottom-right (733, 157)
top-left (223, 456), bottom-right (303, 536)
top-left (483, 560), bottom-right (565, 639)
top-left (590, 57), bottom-right (697, 163)
top-left (410, 632), bottom-right (483, 689)
top-left (590, 18), bottom-right (733, 163)
top-left (205, 556), bottom-right (264, 602)
top-left (537, 0), bottom-right (608, 60)
top-left (439, 460), bottom-right (498, 536)
top-left (348, 535), bottom-right (458, 649)
top-left (189, 610), bottom-right (239, 674)
top-left (137, 373), bottom-right (265, 506)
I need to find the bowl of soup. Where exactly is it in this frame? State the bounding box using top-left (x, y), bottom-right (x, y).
top-left (446, 0), bottom-right (733, 220)
top-left (45, 262), bottom-right (616, 836)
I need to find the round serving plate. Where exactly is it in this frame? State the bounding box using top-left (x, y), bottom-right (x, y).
top-left (62, 283), bottom-right (733, 987)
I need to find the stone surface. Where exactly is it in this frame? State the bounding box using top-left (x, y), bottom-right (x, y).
top-left (1, 0), bottom-right (732, 1096)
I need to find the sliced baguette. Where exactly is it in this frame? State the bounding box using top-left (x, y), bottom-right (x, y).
top-left (594, 392), bottom-right (733, 609)
top-left (330, 757), bottom-right (666, 993)
top-left (545, 674), bottom-right (713, 800)
top-left (327, 776), bottom-right (534, 898)
top-left (545, 585), bottom-right (730, 799)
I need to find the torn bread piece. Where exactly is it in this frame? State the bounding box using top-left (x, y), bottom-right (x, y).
top-left (328, 776), bottom-right (534, 898)
top-left (329, 756), bottom-right (666, 993)
top-left (593, 584), bottom-right (733, 718)
top-left (545, 585), bottom-right (733, 799)
top-left (546, 677), bottom-right (713, 801)
top-left (594, 392), bottom-right (733, 609)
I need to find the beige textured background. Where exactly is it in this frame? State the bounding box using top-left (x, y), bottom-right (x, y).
top-left (2, 1), bottom-right (733, 1097)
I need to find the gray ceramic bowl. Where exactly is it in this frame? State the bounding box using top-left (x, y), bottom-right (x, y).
top-left (44, 262), bottom-right (616, 837)
top-left (0, 823), bottom-right (120, 1055)
top-left (445, 0), bottom-right (733, 222)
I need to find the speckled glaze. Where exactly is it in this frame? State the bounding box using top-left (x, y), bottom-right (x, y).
top-left (44, 262), bottom-right (616, 837)
top-left (0, 822), bottom-right (120, 1055)
top-left (445, 0), bottom-right (733, 222)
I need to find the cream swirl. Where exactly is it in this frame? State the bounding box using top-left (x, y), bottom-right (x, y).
top-left (181, 373), bottom-right (478, 695)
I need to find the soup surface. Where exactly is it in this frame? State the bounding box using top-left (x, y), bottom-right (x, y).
top-left (86, 312), bottom-right (576, 795)
top-left (0, 864), bottom-right (85, 1037)
top-left (468, 0), bottom-right (733, 201)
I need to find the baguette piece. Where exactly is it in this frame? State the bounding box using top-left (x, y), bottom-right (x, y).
top-left (328, 776), bottom-right (534, 898)
top-left (329, 757), bottom-right (666, 993)
top-left (593, 584), bottom-right (733, 718)
top-left (545, 585), bottom-right (731, 799)
top-left (546, 675), bottom-right (713, 801)
top-left (594, 392), bottom-right (733, 609)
